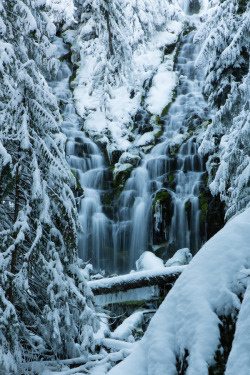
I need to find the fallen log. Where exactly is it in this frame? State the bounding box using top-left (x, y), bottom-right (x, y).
top-left (88, 266), bottom-right (184, 296)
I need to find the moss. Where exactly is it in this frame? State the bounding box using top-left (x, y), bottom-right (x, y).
top-left (154, 129), bottom-right (163, 139)
top-left (161, 102), bottom-right (172, 117)
top-left (70, 169), bottom-right (82, 190)
top-left (153, 190), bottom-right (172, 213)
top-left (112, 166), bottom-right (133, 197)
top-left (155, 115), bottom-right (160, 124)
top-left (183, 24), bottom-right (196, 37)
top-left (58, 52), bottom-right (71, 62)
top-left (161, 89), bottom-right (177, 118)
top-left (69, 74), bottom-right (75, 86)
top-left (168, 173), bottom-right (174, 184)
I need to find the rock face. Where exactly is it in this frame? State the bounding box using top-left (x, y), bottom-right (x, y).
top-left (153, 189), bottom-right (174, 245)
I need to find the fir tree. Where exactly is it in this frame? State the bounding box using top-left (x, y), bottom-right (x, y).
top-left (195, 0), bottom-right (250, 220)
top-left (0, 1), bottom-right (98, 372)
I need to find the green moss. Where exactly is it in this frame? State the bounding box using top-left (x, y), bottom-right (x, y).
top-left (58, 52), bottom-right (71, 62)
top-left (183, 24), bottom-right (196, 36)
top-left (112, 166), bottom-right (133, 197)
top-left (69, 74), bottom-right (76, 86)
top-left (153, 190), bottom-right (171, 213)
top-left (168, 173), bottom-right (174, 184)
top-left (154, 129), bottom-right (163, 139)
top-left (161, 88), bottom-right (178, 118)
top-left (70, 169), bottom-right (82, 190)
top-left (161, 102), bottom-right (172, 117)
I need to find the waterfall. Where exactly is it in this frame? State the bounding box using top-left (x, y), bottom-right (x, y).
top-left (51, 26), bottom-right (211, 274)
top-left (113, 30), bottom-right (210, 271)
top-left (50, 38), bottom-right (114, 271)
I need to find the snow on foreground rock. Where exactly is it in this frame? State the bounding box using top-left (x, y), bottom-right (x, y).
top-left (109, 208), bottom-right (250, 375)
top-left (135, 251), bottom-right (165, 271)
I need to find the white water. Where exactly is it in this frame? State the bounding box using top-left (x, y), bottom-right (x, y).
top-left (51, 23), bottom-right (211, 274)
top-left (113, 29), bottom-right (210, 270)
top-left (50, 38), bottom-right (113, 270)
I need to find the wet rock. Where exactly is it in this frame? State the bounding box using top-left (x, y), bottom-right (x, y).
top-left (199, 186), bottom-right (225, 242)
top-left (153, 189), bottom-right (174, 244)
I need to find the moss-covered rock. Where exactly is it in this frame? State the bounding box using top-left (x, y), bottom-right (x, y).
top-left (112, 164), bottom-right (133, 197)
top-left (70, 169), bottom-right (84, 199)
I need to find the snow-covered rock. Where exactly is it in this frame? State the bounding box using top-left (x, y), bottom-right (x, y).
top-left (165, 248), bottom-right (192, 267)
top-left (135, 251), bottom-right (165, 271)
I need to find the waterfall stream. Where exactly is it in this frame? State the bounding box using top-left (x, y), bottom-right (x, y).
top-left (51, 24), bottom-right (211, 274)
top-left (50, 38), bottom-right (111, 270)
top-left (114, 30), bottom-right (210, 270)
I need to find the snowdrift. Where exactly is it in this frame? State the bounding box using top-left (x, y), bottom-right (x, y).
top-left (109, 208), bottom-right (250, 375)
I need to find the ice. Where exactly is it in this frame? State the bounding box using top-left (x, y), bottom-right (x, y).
top-left (94, 286), bottom-right (160, 307)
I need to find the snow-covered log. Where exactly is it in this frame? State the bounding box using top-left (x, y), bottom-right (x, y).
top-left (88, 266), bottom-right (184, 295)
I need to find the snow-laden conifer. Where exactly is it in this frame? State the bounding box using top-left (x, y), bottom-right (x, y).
top-left (195, 0), bottom-right (250, 219)
top-left (0, 1), bottom-right (98, 372)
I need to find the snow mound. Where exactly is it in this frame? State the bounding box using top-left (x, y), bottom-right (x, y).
top-left (165, 248), bottom-right (192, 267)
top-left (109, 208), bottom-right (250, 375)
top-left (111, 312), bottom-right (144, 341)
top-left (135, 251), bottom-right (165, 271)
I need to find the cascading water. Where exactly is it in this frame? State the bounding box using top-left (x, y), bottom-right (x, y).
top-left (51, 22), bottom-right (211, 274)
top-left (112, 28), bottom-right (210, 271)
top-left (50, 38), bottom-right (113, 270)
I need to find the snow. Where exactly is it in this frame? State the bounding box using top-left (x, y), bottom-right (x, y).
top-left (165, 248), bottom-right (192, 267)
top-left (88, 266), bottom-right (185, 291)
top-left (69, 2), bottom-right (184, 153)
top-left (135, 132), bottom-right (155, 147)
top-left (135, 251), bottom-right (165, 271)
top-left (111, 311), bottom-right (144, 341)
top-left (225, 280), bottom-right (250, 375)
top-left (113, 163), bottom-right (133, 178)
top-left (145, 60), bottom-right (178, 115)
top-left (109, 207), bottom-right (250, 374)
top-left (84, 111), bottom-right (107, 133)
top-left (46, 0), bottom-right (76, 28)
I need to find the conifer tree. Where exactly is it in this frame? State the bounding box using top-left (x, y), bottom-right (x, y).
top-left (196, 0), bottom-right (250, 219)
top-left (0, 1), bottom-right (98, 372)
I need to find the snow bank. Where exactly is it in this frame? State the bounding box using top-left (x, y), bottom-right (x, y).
top-left (109, 208), bottom-right (250, 375)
